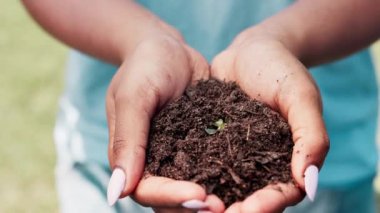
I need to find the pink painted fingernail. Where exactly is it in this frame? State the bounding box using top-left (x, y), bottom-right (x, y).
top-left (304, 165), bottom-right (319, 202)
top-left (107, 168), bottom-right (126, 206)
top-left (182, 199), bottom-right (208, 210)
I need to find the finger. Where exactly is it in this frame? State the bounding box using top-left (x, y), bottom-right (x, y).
top-left (156, 195), bottom-right (226, 213)
top-left (240, 183), bottom-right (304, 213)
top-left (210, 50), bottom-right (237, 81)
top-left (133, 176), bottom-right (207, 209)
top-left (204, 194), bottom-right (225, 213)
top-left (106, 89), bottom-right (116, 167)
top-left (184, 45), bottom-right (210, 83)
top-left (106, 68), bottom-right (125, 167)
top-left (153, 207), bottom-right (194, 213)
top-left (108, 72), bottom-right (160, 205)
top-left (277, 73), bottom-right (329, 190)
top-left (225, 201), bottom-right (242, 213)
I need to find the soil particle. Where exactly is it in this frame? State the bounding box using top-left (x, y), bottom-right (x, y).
top-left (145, 79), bottom-right (294, 207)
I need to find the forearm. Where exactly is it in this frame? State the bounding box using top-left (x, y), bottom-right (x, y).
top-left (22, 0), bottom-right (182, 64)
top-left (240, 0), bottom-right (380, 67)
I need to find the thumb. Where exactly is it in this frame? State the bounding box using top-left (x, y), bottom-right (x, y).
top-left (107, 76), bottom-right (159, 206)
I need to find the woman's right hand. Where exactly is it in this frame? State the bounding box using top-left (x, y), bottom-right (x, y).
top-left (106, 35), bottom-right (225, 213)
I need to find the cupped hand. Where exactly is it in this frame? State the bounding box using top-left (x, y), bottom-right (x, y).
top-left (211, 33), bottom-right (330, 213)
top-left (106, 35), bottom-right (224, 212)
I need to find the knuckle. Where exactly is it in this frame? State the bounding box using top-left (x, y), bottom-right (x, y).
top-left (322, 134), bottom-right (330, 153)
top-left (112, 138), bottom-right (146, 158)
top-left (113, 137), bottom-right (147, 159)
top-left (114, 78), bottom-right (160, 111)
top-left (113, 136), bottom-right (128, 157)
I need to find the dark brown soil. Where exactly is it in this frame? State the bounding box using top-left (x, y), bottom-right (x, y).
top-left (145, 79), bottom-right (293, 207)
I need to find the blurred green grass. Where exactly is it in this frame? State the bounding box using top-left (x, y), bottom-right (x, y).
top-left (0, 1), bottom-right (380, 213)
top-left (0, 1), bottom-right (66, 212)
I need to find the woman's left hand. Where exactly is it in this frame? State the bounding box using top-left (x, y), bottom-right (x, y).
top-left (210, 31), bottom-right (329, 213)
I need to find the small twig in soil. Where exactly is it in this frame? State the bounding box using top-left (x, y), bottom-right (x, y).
top-left (211, 159), bottom-right (243, 185)
top-left (244, 109), bottom-right (257, 115)
top-left (223, 110), bottom-right (234, 118)
top-left (254, 151), bottom-right (288, 159)
top-left (227, 135), bottom-right (232, 158)
top-left (246, 124), bottom-right (250, 141)
top-left (262, 165), bottom-right (271, 172)
top-left (226, 166), bottom-right (243, 185)
top-left (210, 159), bottom-right (223, 166)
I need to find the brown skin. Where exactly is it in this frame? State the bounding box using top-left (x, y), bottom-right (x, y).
top-left (106, 36), bottom-right (217, 213)
top-left (22, 0), bottom-right (380, 212)
top-left (212, 36), bottom-right (326, 213)
top-left (23, 1), bottom-right (216, 212)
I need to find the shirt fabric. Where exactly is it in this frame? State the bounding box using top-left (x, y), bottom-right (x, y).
top-left (55, 0), bottom-right (378, 194)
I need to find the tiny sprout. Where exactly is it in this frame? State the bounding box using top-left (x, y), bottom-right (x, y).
top-left (214, 119), bottom-right (226, 130)
top-left (205, 119), bottom-right (226, 135)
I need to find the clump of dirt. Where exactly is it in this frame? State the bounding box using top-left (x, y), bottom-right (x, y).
top-left (145, 79), bottom-right (293, 207)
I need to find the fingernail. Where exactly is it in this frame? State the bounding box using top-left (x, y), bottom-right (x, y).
top-left (304, 165), bottom-right (319, 201)
top-left (107, 168), bottom-right (126, 206)
top-left (182, 199), bottom-right (208, 210)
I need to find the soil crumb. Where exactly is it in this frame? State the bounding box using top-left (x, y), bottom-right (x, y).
top-left (145, 79), bottom-right (293, 207)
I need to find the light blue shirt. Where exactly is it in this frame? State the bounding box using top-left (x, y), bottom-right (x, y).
top-left (56, 0), bottom-right (378, 189)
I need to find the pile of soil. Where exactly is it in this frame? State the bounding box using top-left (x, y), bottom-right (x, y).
top-left (145, 79), bottom-right (293, 207)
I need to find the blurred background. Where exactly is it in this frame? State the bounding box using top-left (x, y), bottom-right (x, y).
top-left (0, 1), bottom-right (66, 212)
top-left (0, 1), bottom-right (380, 212)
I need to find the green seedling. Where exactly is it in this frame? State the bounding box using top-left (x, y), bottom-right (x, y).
top-left (205, 119), bottom-right (226, 135)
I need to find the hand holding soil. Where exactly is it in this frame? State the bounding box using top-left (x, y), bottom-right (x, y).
top-left (209, 35), bottom-right (329, 212)
top-left (146, 80), bottom-right (294, 207)
top-left (107, 32), bottom-right (329, 213)
top-left (106, 36), bottom-right (212, 210)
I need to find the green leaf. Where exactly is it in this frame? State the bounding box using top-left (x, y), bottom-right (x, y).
top-left (214, 119), bottom-right (226, 130)
top-left (205, 128), bottom-right (218, 135)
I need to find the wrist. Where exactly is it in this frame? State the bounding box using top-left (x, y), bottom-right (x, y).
top-left (121, 32), bottom-right (184, 62)
top-left (232, 24), bottom-right (303, 60)
top-left (117, 13), bottom-right (184, 63)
